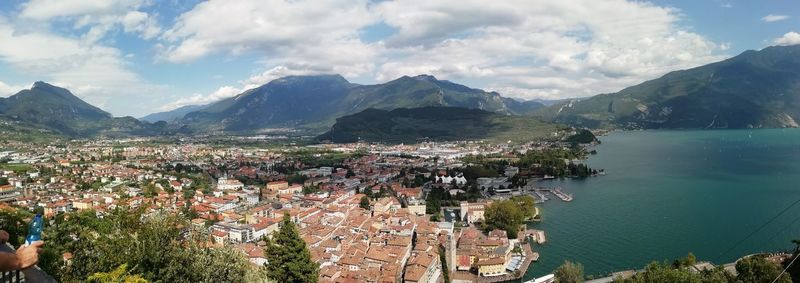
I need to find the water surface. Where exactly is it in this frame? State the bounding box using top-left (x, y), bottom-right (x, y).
top-left (524, 129), bottom-right (800, 279)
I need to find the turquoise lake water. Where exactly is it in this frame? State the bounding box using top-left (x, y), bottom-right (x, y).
top-left (522, 129), bottom-right (800, 279)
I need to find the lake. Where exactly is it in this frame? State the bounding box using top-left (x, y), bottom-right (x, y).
top-left (522, 129), bottom-right (800, 279)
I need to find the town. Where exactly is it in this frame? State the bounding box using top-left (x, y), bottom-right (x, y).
top-left (0, 136), bottom-right (596, 283)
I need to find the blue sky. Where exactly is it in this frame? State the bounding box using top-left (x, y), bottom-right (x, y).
top-left (0, 0), bottom-right (798, 117)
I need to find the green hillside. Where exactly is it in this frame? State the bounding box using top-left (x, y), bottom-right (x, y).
top-left (178, 75), bottom-right (544, 133)
top-left (537, 45), bottom-right (800, 129)
top-left (318, 106), bottom-right (561, 144)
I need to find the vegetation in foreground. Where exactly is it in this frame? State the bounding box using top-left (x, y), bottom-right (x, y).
top-left (0, 207), bottom-right (316, 282)
top-left (553, 251), bottom-right (799, 283)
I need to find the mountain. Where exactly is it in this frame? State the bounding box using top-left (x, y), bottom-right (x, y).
top-left (140, 104), bottom-right (208, 123)
top-left (537, 45), bottom-right (800, 129)
top-left (503, 98), bottom-right (547, 114)
top-left (317, 106), bottom-right (560, 144)
top-left (0, 82), bottom-right (169, 138)
top-left (177, 74), bottom-right (540, 132)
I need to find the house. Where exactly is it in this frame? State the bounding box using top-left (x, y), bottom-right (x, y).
top-left (266, 180), bottom-right (289, 192)
top-left (217, 176), bottom-right (244, 191)
top-left (403, 251), bottom-right (441, 283)
top-left (475, 257), bottom-right (506, 277)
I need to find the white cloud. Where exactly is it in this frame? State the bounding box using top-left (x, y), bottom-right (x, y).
top-left (0, 21), bottom-right (165, 116)
top-left (773, 32), bottom-right (800, 46)
top-left (121, 11), bottom-right (161, 40)
top-left (19, 0), bottom-right (161, 42)
top-left (0, 81), bottom-right (28, 97)
top-left (159, 86), bottom-right (241, 111)
top-left (762, 14), bottom-right (790, 22)
top-left (160, 65), bottom-right (325, 111)
top-left (372, 0), bottom-right (723, 100)
top-left (161, 0), bottom-right (378, 64)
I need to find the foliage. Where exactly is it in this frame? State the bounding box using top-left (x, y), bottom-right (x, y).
top-left (359, 196), bottom-right (370, 210)
top-left (612, 254), bottom-right (785, 283)
top-left (482, 196), bottom-right (535, 238)
top-left (87, 264), bottom-right (148, 283)
top-left (36, 207), bottom-right (262, 282)
top-left (735, 255), bottom-right (791, 283)
top-left (264, 214), bottom-right (318, 282)
top-left (0, 208), bottom-right (32, 246)
top-left (554, 261), bottom-right (584, 283)
top-left (320, 107), bottom-right (560, 144)
top-left (439, 245), bottom-right (450, 283)
top-left (564, 129), bottom-right (597, 144)
top-left (516, 148), bottom-right (594, 177)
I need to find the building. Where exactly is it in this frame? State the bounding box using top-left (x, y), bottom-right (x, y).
top-left (217, 176), bottom-right (243, 191)
top-left (266, 180), bottom-right (289, 193)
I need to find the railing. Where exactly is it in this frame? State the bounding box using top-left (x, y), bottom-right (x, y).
top-left (1, 243), bottom-right (56, 283)
top-left (0, 244), bottom-right (25, 282)
top-left (0, 269), bottom-right (24, 282)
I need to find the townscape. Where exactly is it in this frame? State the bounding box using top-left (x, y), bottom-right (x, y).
top-left (0, 135), bottom-right (596, 282)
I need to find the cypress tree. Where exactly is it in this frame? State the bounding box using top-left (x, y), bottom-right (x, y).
top-left (264, 213), bottom-right (319, 282)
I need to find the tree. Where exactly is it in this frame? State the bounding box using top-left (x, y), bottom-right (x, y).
top-left (554, 261), bottom-right (584, 283)
top-left (672, 252), bottom-right (697, 268)
top-left (359, 196), bottom-right (370, 210)
top-left (482, 196), bottom-right (535, 238)
top-left (264, 214), bottom-right (318, 282)
top-left (736, 255), bottom-right (791, 283)
top-left (87, 264), bottom-right (148, 283)
top-left (788, 239), bottom-right (800, 282)
top-left (439, 245), bottom-right (450, 283)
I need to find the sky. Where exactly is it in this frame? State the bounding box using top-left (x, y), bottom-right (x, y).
top-left (0, 0), bottom-right (798, 117)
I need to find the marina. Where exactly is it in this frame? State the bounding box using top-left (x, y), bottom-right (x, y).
top-left (525, 187), bottom-right (574, 203)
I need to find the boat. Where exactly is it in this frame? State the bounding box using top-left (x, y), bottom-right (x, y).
top-left (524, 274), bottom-right (555, 283)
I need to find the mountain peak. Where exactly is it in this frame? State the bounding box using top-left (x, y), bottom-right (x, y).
top-left (271, 74), bottom-right (349, 85)
top-left (32, 81), bottom-right (59, 90)
top-left (413, 74), bottom-right (438, 81)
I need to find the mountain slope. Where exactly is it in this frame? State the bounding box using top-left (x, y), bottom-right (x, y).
top-left (140, 104), bottom-right (207, 123)
top-left (318, 106), bottom-right (560, 143)
top-left (537, 45), bottom-right (800, 129)
top-left (0, 82), bottom-right (169, 138)
top-left (177, 74), bottom-right (542, 133)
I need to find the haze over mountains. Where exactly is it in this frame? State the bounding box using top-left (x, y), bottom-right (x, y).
top-left (5, 44), bottom-right (800, 140)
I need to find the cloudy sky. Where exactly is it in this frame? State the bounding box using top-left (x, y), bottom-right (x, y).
top-left (0, 0), bottom-right (798, 117)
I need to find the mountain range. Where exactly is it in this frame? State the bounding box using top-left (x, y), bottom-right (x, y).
top-left (4, 44), bottom-right (800, 141)
top-left (536, 44), bottom-right (800, 129)
top-left (171, 74), bottom-right (544, 132)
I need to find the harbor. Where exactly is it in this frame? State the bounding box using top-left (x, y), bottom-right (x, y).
top-left (523, 187), bottom-right (574, 203)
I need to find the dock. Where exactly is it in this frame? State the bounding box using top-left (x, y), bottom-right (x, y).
top-left (526, 187), bottom-right (573, 202)
top-left (527, 229), bottom-right (546, 244)
top-left (551, 187), bottom-right (573, 202)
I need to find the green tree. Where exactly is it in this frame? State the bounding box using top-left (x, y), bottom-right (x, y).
top-left (87, 264), bottom-right (148, 283)
top-left (672, 252), bottom-right (697, 268)
top-left (359, 196), bottom-right (370, 210)
top-left (264, 214), bottom-right (318, 282)
top-left (554, 261), bottom-right (584, 283)
top-left (736, 255), bottom-right (790, 283)
top-left (482, 197), bottom-right (534, 238)
top-left (439, 245), bottom-right (450, 283)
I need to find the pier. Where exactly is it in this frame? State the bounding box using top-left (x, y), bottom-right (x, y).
top-left (527, 229), bottom-right (546, 244)
top-left (524, 187), bottom-right (574, 202)
top-left (551, 188), bottom-right (573, 202)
